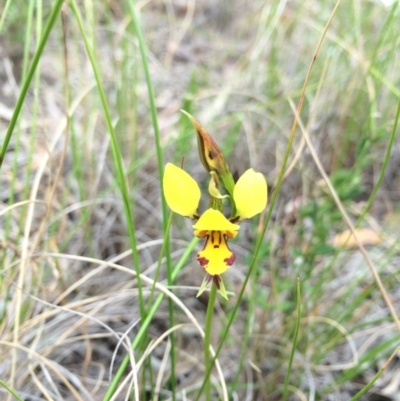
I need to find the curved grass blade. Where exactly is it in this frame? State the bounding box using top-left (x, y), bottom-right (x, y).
top-left (102, 237), bottom-right (198, 401)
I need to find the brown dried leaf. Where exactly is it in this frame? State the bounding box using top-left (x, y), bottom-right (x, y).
top-left (332, 228), bottom-right (382, 249)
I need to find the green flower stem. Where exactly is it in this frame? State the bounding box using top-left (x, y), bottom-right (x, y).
top-left (203, 283), bottom-right (217, 401)
top-left (102, 237), bottom-right (198, 401)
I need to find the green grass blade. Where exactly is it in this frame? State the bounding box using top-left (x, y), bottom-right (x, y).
top-left (126, 2), bottom-right (176, 397)
top-left (0, 0), bottom-right (64, 169)
top-left (282, 278), bottom-right (302, 401)
top-left (69, 0), bottom-right (145, 319)
top-left (0, 0), bottom-right (13, 32)
top-left (355, 97), bottom-right (400, 222)
top-left (3, 0), bottom-right (36, 265)
top-left (348, 346), bottom-right (400, 401)
top-left (147, 212), bottom-right (173, 307)
top-left (126, 0), bottom-right (166, 221)
top-left (0, 380), bottom-right (24, 401)
top-left (21, 0), bottom-right (43, 228)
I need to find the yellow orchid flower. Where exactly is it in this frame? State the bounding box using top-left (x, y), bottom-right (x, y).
top-left (163, 162), bottom-right (268, 299)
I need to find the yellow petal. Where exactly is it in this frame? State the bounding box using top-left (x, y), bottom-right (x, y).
top-left (163, 163), bottom-right (201, 218)
top-left (193, 208), bottom-right (239, 232)
top-left (197, 231), bottom-right (235, 275)
top-left (233, 168), bottom-right (267, 220)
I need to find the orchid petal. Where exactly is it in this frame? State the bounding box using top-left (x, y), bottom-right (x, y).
top-left (193, 208), bottom-right (239, 232)
top-left (233, 168), bottom-right (267, 220)
top-left (163, 163), bottom-right (201, 218)
top-left (196, 231), bottom-right (236, 275)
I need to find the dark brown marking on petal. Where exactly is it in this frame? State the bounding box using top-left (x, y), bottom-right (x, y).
top-left (212, 275), bottom-right (221, 289)
top-left (197, 255), bottom-right (209, 267)
top-left (224, 252), bottom-right (236, 266)
top-left (197, 234), bottom-right (211, 250)
top-left (213, 232), bottom-right (219, 247)
top-left (211, 231), bottom-right (222, 248)
top-left (223, 233), bottom-right (233, 248)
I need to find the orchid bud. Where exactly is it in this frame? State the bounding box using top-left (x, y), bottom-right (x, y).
top-left (181, 110), bottom-right (235, 197)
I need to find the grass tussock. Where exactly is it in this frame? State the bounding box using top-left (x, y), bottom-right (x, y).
top-left (1, 0), bottom-right (400, 400)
